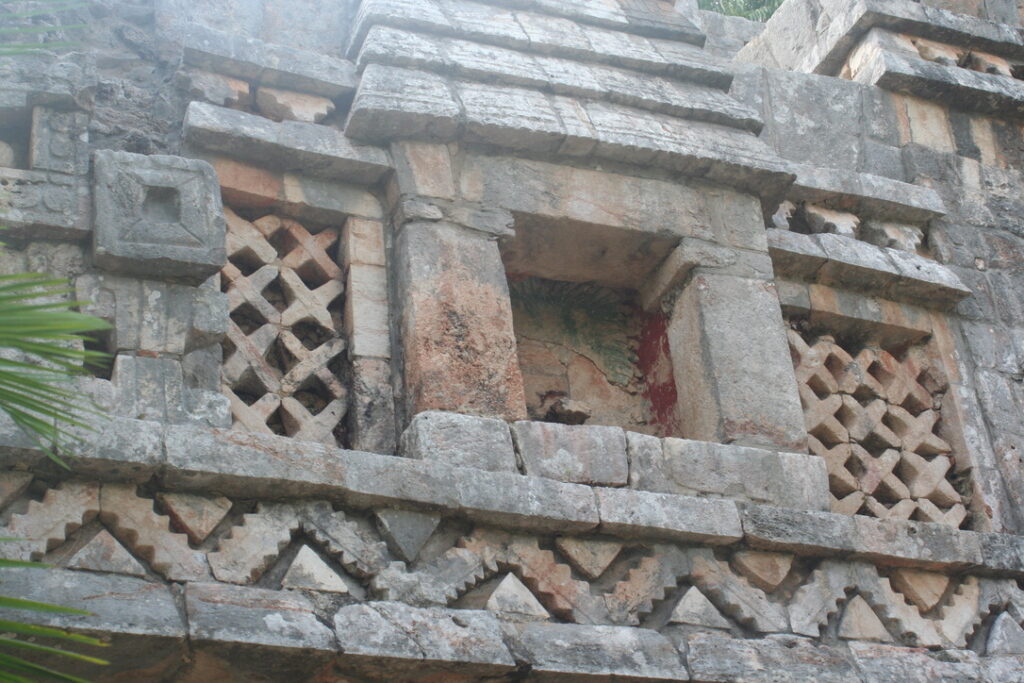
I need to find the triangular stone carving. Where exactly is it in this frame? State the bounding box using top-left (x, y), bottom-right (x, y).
top-left (374, 508), bottom-right (440, 563)
top-left (158, 491), bottom-right (232, 544)
top-left (282, 545), bottom-right (350, 594)
top-left (839, 595), bottom-right (893, 642)
top-left (889, 568), bottom-right (950, 612)
top-left (732, 550), bottom-right (793, 593)
top-left (988, 612), bottom-right (1024, 655)
top-left (554, 537), bottom-right (622, 580)
top-left (669, 586), bottom-right (731, 630)
top-left (66, 529), bottom-right (147, 577)
top-left (485, 574), bottom-right (550, 621)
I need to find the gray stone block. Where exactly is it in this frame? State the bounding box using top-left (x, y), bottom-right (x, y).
top-left (741, 503), bottom-right (858, 555)
top-left (512, 421), bottom-right (628, 487)
top-left (92, 150), bottom-right (226, 284)
top-left (788, 164), bottom-right (946, 223)
top-left (346, 64), bottom-right (462, 142)
top-left (766, 228), bottom-right (828, 280)
top-left (850, 515), bottom-right (983, 570)
top-left (184, 101), bottom-right (391, 183)
top-left (112, 355), bottom-right (230, 427)
top-left (687, 631), bottom-right (858, 682)
top-left (503, 622), bottom-right (685, 680)
top-left (848, 641), bottom-right (981, 682)
top-left (29, 107), bottom-right (89, 175)
top-left (628, 434), bottom-right (829, 511)
top-left (401, 410), bottom-right (517, 473)
top-left (179, 22), bottom-right (357, 98)
top-left (597, 487), bottom-right (743, 544)
top-left (76, 273), bottom-right (228, 355)
top-left (0, 568), bottom-right (185, 681)
top-left (0, 168), bottom-right (90, 240)
top-left (334, 603), bottom-right (516, 676)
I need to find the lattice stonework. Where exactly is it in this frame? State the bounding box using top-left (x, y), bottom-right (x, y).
top-left (220, 208), bottom-right (348, 445)
top-left (788, 328), bottom-right (968, 528)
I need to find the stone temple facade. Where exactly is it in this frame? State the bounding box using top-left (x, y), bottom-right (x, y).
top-left (4, 0), bottom-right (1024, 679)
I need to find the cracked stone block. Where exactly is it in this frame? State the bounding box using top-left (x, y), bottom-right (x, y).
top-left (401, 410), bottom-right (518, 473)
top-left (502, 622), bottom-right (683, 680)
top-left (373, 508), bottom-right (440, 562)
top-left (511, 421), bottom-right (628, 486)
top-left (112, 354), bottom-right (230, 427)
top-left (847, 641), bottom-right (981, 682)
top-left (334, 602), bottom-right (515, 677)
top-left (92, 150), bottom-right (226, 284)
top-left (988, 613), bottom-right (1024, 655)
top-left (597, 488), bottom-right (742, 544)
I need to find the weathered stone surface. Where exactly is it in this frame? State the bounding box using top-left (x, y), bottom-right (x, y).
top-left (670, 272), bottom-right (808, 452)
top-left (65, 528), bottom-right (147, 577)
top-left (334, 603), bottom-right (515, 675)
top-left (112, 354), bottom-right (230, 428)
top-left (597, 488), bottom-right (742, 544)
top-left (732, 550), bottom-right (794, 593)
top-left (687, 631), bottom-right (858, 682)
top-left (281, 545), bottom-right (351, 593)
top-left (184, 101), bottom-right (390, 183)
top-left (889, 568), bottom-right (951, 612)
top-left (741, 503), bottom-right (858, 555)
top-left (179, 22), bottom-right (357, 97)
top-left (29, 107), bottom-right (88, 175)
top-left (504, 621), bottom-right (685, 680)
top-left (157, 491), bottom-right (232, 545)
top-left (848, 641), bottom-right (982, 682)
top-left (255, 87), bottom-right (335, 123)
top-left (0, 471), bottom-right (32, 508)
top-left (512, 421), bottom-right (628, 486)
top-left (669, 586), bottom-right (732, 629)
top-left (0, 168), bottom-right (90, 240)
top-left (93, 150), bottom-right (226, 284)
top-left (628, 434), bottom-right (829, 510)
top-left (373, 508), bottom-right (440, 562)
top-left (839, 594), bottom-right (894, 642)
top-left (177, 68), bottom-right (252, 108)
top-left (401, 411), bottom-right (517, 473)
top-left (554, 536), bottom-right (623, 580)
top-left (473, 573), bottom-right (550, 621)
top-left (0, 568), bottom-right (184, 681)
top-left (788, 164), bottom-right (946, 223)
top-left (989, 613), bottom-right (1024, 655)
top-left (394, 222), bottom-right (527, 421)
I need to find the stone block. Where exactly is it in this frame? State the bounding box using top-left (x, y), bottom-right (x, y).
top-left (345, 262), bottom-right (391, 359)
top-left (850, 515), bottom-right (982, 569)
top-left (334, 603), bottom-right (516, 676)
top-left (76, 273), bottom-right (228, 355)
top-left (885, 247), bottom-right (972, 308)
top-left (0, 568), bottom-right (185, 682)
top-left (454, 466), bottom-right (600, 533)
top-left (767, 228), bottom-right (828, 280)
top-left (176, 68), bottom-right (252, 108)
top-left (374, 508), bottom-right (440, 562)
top-left (669, 272), bottom-right (808, 452)
top-left (628, 435), bottom-right (829, 511)
top-left (184, 102), bottom-right (391, 184)
top-left (342, 217), bottom-right (386, 267)
top-left (349, 356), bottom-right (398, 455)
top-left (92, 150), bottom-right (226, 284)
top-left (394, 222), bottom-right (526, 421)
top-left (390, 141), bottom-right (457, 200)
top-left (346, 64), bottom-right (462, 142)
top-left (186, 582), bottom-right (335, 681)
top-left (61, 415), bottom-right (165, 483)
top-left (179, 22), bottom-right (357, 97)
top-left (741, 503), bottom-right (858, 555)
top-left (112, 354), bottom-right (230, 428)
top-left (29, 107), bottom-right (88, 175)
top-left (597, 487), bottom-right (742, 544)
top-left (847, 641), bottom-right (981, 682)
top-left (511, 421), bottom-right (628, 486)
top-left (401, 410), bottom-right (517, 473)
top-left (687, 631), bottom-right (858, 682)
top-left (502, 622), bottom-right (685, 680)
top-left (0, 167), bottom-right (90, 240)
top-left (255, 86), bottom-right (335, 123)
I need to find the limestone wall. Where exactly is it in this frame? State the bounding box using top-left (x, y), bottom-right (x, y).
top-left (1, 0), bottom-right (1024, 680)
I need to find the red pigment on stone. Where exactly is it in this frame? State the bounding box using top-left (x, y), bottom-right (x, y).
top-left (637, 311), bottom-right (678, 436)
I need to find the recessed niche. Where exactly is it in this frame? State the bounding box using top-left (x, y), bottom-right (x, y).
top-left (508, 275), bottom-right (680, 436)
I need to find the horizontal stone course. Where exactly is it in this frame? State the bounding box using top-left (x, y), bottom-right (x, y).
top-left (767, 229), bottom-right (970, 308)
top-left (183, 102), bottom-right (391, 184)
top-left (176, 22), bottom-right (357, 98)
top-left (0, 417), bottom-right (1021, 572)
top-left (347, 64), bottom-right (793, 200)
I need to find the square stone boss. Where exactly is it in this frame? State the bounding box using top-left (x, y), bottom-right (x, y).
top-left (92, 150), bottom-right (226, 284)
